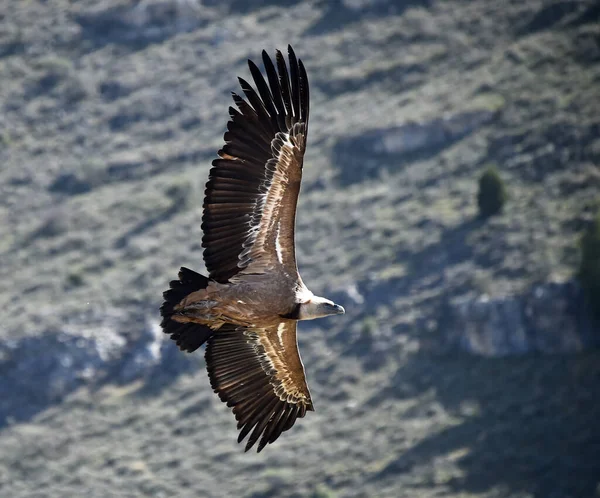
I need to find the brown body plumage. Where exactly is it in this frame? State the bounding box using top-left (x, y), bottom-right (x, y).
top-left (160, 46), bottom-right (344, 452)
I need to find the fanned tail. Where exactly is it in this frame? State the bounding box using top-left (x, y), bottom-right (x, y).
top-left (160, 267), bottom-right (214, 352)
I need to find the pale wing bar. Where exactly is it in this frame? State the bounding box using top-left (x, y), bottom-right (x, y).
top-left (243, 123), bottom-right (306, 275)
top-left (202, 46), bottom-right (309, 283)
top-left (205, 322), bottom-right (313, 452)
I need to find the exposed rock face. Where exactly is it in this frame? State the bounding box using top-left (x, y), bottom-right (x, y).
top-left (0, 320), bottom-right (198, 426)
top-left (441, 280), bottom-right (599, 356)
top-left (329, 277), bottom-right (599, 358)
top-left (0, 328), bottom-right (122, 425)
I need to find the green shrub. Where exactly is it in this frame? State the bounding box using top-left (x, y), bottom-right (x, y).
top-left (311, 485), bottom-right (336, 498)
top-left (66, 271), bottom-right (84, 289)
top-left (477, 165), bottom-right (506, 218)
top-left (578, 213), bottom-right (600, 320)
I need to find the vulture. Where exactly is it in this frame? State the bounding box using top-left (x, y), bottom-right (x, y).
top-left (160, 46), bottom-right (345, 452)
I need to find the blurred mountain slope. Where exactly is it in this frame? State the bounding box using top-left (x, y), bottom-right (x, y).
top-left (0, 0), bottom-right (599, 497)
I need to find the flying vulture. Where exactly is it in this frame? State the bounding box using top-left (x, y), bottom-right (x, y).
top-left (160, 46), bottom-right (345, 452)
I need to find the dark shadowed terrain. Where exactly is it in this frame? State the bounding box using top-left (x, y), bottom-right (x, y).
top-left (1, 0), bottom-right (599, 497)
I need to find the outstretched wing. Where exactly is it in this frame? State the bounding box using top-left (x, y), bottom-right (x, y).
top-left (205, 321), bottom-right (313, 452)
top-left (202, 45), bottom-right (309, 283)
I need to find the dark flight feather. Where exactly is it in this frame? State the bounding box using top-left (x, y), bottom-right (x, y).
top-left (201, 46), bottom-right (309, 283)
top-left (205, 323), bottom-right (312, 452)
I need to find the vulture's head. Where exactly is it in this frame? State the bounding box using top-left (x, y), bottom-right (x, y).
top-left (298, 295), bottom-right (345, 321)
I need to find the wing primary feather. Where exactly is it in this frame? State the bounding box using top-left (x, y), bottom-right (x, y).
top-left (288, 45), bottom-right (300, 119)
top-left (262, 50), bottom-right (287, 131)
top-left (230, 92), bottom-right (257, 118)
top-left (247, 399), bottom-right (281, 452)
top-left (259, 401), bottom-right (287, 449)
top-left (237, 395), bottom-right (276, 444)
top-left (268, 405), bottom-right (293, 444)
top-left (275, 49), bottom-right (293, 124)
top-left (282, 404), bottom-right (300, 433)
top-left (238, 77), bottom-right (272, 130)
top-left (230, 93), bottom-right (273, 142)
top-left (299, 59), bottom-right (310, 128)
top-left (226, 121), bottom-right (271, 155)
top-left (248, 59), bottom-right (277, 124)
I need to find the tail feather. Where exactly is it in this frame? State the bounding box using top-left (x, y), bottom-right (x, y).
top-left (160, 267), bottom-right (214, 353)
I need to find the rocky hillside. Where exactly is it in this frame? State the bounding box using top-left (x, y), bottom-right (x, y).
top-left (1, 1), bottom-right (599, 497)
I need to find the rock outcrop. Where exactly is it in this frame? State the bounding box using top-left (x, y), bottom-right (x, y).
top-left (0, 319), bottom-right (198, 426)
top-left (441, 280), bottom-right (599, 356)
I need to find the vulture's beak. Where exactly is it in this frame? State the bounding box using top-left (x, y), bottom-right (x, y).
top-left (333, 304), bottom-right (345, 315)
